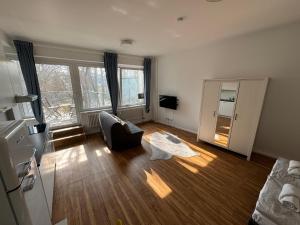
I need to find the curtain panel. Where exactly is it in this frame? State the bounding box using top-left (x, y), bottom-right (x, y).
top-left (14, 40), bottom-right (44, 124)
top-left (104, 52), bottom-right (119, 115)
top-left (143, 58), bottom-right (151, 113)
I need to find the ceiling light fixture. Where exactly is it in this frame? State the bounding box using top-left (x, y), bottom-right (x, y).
top-left (206, 0), bottom-right (222, 2)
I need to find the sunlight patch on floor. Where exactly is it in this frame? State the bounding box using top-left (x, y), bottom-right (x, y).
top-left (185, 142), bottom-right (218, 159)
top-left (78, 151), bottom-right (87, 162)
top-left (55, 145), bottom-right (88, 170)
top-left (144, 169), bottom-right (172, 199)
top-left (95, 150), bottom-right (102, 157)
top-left (176, 159), bottom-right (199, 174)
top-left (179, 154), bottom-right (215, 168)
top-left (104, 147), bottom-right (111, 154)
top-left (142, 134), bottom-right (151, 143)
top-left (55, 149), bottom-right (72, 170)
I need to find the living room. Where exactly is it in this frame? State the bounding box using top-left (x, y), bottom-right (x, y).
top-left (0, 1), bottom-right (300, 225)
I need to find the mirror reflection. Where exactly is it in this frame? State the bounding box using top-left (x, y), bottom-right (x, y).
top-left (214, 82), bottom-right (239, 147)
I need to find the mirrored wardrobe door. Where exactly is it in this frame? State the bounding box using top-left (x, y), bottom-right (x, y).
top-left (214, 82), bottom-right (239, 147)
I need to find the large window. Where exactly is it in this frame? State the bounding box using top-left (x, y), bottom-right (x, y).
top-left (119, 68), bottom-right (144, 106)
top-left (78, 66), bottom-right (111, 109)
top-left (12, 57), bottom-right (145, 128)
top-left (36, 64), bottom-right (77, 128)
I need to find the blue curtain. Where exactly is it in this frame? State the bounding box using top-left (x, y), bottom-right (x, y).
top-left (104, 52), bottom-right (118, 115)
top-left (14, 40), bottom-right (44, 124)
top-left (144, 58), bottom-right (151, 113)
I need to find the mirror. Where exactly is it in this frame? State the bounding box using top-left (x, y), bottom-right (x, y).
top-left (214, 82), bottom-right (239, 147)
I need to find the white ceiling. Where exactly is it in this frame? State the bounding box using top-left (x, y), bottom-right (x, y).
top-left (1, 0), bottom-right (300, 56)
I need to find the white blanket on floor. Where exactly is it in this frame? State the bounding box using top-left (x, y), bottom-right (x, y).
top-left (149, 132), bottom-right (199, 160)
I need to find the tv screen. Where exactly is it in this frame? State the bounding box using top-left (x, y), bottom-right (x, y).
top-left (159, 95), bottom-right (178, 110)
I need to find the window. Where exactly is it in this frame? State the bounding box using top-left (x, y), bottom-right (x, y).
top-left (36, 64), bottom-right (77, 128)
top-left (119, 68), bottom-right (144, 106)
top-left (12, 57), bottom-right (145, 128)
top-left (78, 66), bottom-right (111, 109)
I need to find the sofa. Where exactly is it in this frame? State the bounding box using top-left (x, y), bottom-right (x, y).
top-left (99, 111), bottom-right (144, 150)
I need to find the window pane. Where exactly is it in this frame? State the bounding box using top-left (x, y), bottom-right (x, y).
top-left (78, 66), bottom-right (111, 109)
top-left (36, 64), bottom-right (77, 127)
top-left (120, 69), bottom-right (144, 106)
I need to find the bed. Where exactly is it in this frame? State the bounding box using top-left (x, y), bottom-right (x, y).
top-left (249, 158), bottom-right (300, 225)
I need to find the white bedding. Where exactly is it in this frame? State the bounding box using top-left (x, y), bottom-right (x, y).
top-left (252, 158), bottom-right (300, 225)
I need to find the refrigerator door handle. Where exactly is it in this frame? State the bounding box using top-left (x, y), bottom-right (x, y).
top-left (21, 174), bottom-right (36, 192)
top-left (15, 161), bottom-right (31, 178)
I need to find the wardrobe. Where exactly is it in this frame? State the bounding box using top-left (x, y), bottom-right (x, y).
top-left (197, 78), bottom-right (268, 160)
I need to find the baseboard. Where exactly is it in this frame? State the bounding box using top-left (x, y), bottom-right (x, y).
top-left (136, 119), bottom-right (154, 125)
top-left (156, 120), bottom-right (197, 134)
top-left (173, 124), bottom-right (197, 134)
top-left (252, 148), bottom-right (278, 159)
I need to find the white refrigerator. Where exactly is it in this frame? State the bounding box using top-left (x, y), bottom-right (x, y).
top-left (0, 120), bottom-right (52, 225)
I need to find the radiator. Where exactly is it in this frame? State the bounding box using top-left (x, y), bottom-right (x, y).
top-left (118, 107), bottom-right (144, 123)
top-left (80, 111), bottom-right (101, 133)
top-left (80, 107), bottom-right (145, 134)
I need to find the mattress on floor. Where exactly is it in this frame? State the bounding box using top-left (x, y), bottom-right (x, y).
top-left (251, 158), bottom-right (300, 225)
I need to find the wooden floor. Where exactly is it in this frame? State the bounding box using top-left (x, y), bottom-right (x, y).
top-left (50, 122), bottom-right (274, 225)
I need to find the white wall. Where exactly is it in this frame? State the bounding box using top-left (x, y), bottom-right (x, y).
top-left (156, 22), bottom-right (300, 160)
top-left (5, 42), bottom-right (145, 66)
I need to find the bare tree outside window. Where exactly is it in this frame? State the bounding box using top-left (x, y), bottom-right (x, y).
top-left (120, 69), bottom-right (144, 106)
top-left (78, 66), bottom-right (111, 109)
top-left (36, 64), bottom-right (77, 127)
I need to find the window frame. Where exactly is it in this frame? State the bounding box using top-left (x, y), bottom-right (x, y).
top-left (34, 59), bottom-right (80, 129)
top-left (76, 62), bottom-right (112, 112)
top-left (118, 66), bottom-right (145, 108)
top-left (12, 55), bottom-right (146, 128)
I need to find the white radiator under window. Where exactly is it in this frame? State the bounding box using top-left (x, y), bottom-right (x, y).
top-left (80, 111), bottom-right (101, 134)
top-left (118, 107), bottom-right (144, 123)
top-left (80, 107), bottom-right (146, 134)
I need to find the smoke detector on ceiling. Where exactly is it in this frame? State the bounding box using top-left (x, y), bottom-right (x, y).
top-left (177, 16), bottom-right (187, 22)
top-left (121, 39), bottom-right (134, 46)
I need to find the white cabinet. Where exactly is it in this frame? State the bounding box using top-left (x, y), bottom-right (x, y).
top-left (23, 158), bottom-right (52, 225)
top-left (197, 78), bottom-right (268, 160)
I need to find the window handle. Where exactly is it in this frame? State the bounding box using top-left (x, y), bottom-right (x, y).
top-left (16, 161), bottom-right (31, 178)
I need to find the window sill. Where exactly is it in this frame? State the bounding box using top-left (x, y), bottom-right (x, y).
top-left (80, 104), bottom-right (145, 114)
top-left (119, 104), bottom-right (145, 110)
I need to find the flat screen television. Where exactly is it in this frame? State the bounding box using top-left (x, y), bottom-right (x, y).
top-left (159, 95), bottom-right (178, 110)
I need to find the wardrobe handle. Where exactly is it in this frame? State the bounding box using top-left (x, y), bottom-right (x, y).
top-left (213, 111), bottom-right (216, 117)
top-left (234, 113), bottom-right (238, 120)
